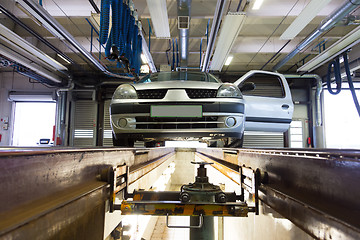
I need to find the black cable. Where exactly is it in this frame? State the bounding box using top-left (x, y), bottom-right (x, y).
top-left (236, 0), bottom-right (243, 11)
top-left (261, 40), bottom-right (290, 70)
top-left (88, 0), bottom-right (100, 13)
top-left (246, 0), bottom-right (301, 67)
top-left (165, 39), bottom-right (171, 65)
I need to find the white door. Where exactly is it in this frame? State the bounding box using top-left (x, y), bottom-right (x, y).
top-left (234, 70), bottom-right (294, 132)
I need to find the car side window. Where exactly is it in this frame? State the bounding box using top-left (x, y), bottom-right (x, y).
top-left (241, 73), bottom-right (285, 98)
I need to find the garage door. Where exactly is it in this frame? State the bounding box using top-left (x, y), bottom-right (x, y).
top-left (243, 132), bottom-right (284, 148)
top-left (103, 100), bottom-right (113, 146)
top-left (70, 100), bottom-right (97, 146)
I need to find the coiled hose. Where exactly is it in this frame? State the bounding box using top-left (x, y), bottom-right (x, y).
top-left (100, 0), bottom-right (110, 45)
top-left (101, 0), bottom-right (142, 74)
top-left (327, 52), bottom-right (360, 117)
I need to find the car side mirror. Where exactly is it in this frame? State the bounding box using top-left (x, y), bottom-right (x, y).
top-left (240, 82), bottom-right (256, 92)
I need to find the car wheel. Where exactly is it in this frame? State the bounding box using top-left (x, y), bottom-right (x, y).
top-left (225, 137), bottom-right (243, 148)
top-left (112, 134), bottom-right (134, 147)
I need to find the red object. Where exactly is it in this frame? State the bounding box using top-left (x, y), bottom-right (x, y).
top-left (52, 125), bottom-right (55, 141)
top-left (56, 137), bottom-right (62, 146)
top-left (0, 134), bottom-right (2, 142)
top-left (307, 137), bottom-right (311, 146)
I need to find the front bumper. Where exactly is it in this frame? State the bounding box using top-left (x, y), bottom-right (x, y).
top-left (110, 102), bottom-right (245, 141)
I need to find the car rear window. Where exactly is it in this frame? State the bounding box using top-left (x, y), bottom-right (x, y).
top-left (139, 72), bottom-right (220, 83)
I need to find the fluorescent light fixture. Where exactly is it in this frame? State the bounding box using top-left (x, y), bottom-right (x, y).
top-left (146, 0), bottom-right (170, 38)
top-left (280, 0), bottom-right (332, 40)
top-left (210, 12), bottom-right (246, 71)
top-left (57, 54), bottom-right (71, 65)
top-left (141, 54), bottom-right (148, 64)
top-left (224, 56), bottom-right (233, 66)
top-left (0, 45), bottom-right (63, 83)
top-left (0, 23), bottom-right (67, 72)
top-left (8, 91), bottom-right (55, 102)
top-left (252, 0), bottom-right (264, 10)
top-left (298, 24), bottom-right (360, 72)
top-left (15, 2), bottom-right (42, 26)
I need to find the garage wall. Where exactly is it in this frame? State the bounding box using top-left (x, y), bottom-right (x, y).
top-left (0, 72), bottom-right (54, 146)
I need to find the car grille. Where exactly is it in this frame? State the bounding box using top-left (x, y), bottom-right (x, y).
top-left (186, 89), bottom-right (217, 99)
top-left (135, 116), bottom-right (220, 129)
top-left (137, 89), bottom-right (168, 99)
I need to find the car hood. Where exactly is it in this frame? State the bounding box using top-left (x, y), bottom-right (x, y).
top-left (132, 81), bottom-right (222, 90)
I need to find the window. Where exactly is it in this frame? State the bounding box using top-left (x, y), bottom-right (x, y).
top-left (324, 87), bottom-right (360, 149)
top-left (139, 72), bottom-right (220, 83)
top-left (241, 73), bottom-right (285, 98)
top-left (12, 102), bottom-right (56, 146)
top-left (289, 120), bottom-right (303, 148)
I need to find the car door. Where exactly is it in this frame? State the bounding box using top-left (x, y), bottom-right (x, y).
top-left (234, 70), bottom-right (294, 132)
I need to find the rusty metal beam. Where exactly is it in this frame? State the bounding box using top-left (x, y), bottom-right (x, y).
top-left (196, 148), bottom-right (360, 240)
top-left (120, 200), bottom-right (249, 217)
top-left (0, 147), bottom-right (175, 239)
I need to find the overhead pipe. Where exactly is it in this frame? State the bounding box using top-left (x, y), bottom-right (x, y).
top-left (201, 0), bottom-right (227, 72)
top-left (273, 0), bottom-right (360, 72)
top-left (177, 0), bottom-right (192, 67)
top-left (19, 0), bottom-right (134, 80)
top-left (284, 74), bottom-right (325, 148)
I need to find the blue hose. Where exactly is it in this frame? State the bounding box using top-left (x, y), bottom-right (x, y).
top-left (327, 52), bottom-right (360, 117)
top-left (326, 57), bottom-right (342, 95)
top-left (100, 0), bottom-right (142, 74)
top-left (111, 0), bottom-right (118, 49)
top-left (100, 0), bottom-right (110, 45)
top-left (131, 26), bottom-right (139, 69)
top-left (137, 35), bottom-right (142, 73)
top-left (343, 52), bottom-right (360, 117)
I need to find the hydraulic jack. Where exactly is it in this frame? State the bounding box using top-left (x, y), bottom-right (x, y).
top-left (101, 161), bottom-right (266, 240)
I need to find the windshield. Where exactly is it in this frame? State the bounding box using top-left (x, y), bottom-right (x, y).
top-left (138, 72), bottom-right (220, 83)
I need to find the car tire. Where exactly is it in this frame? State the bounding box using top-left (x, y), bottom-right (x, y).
top-left (225, 137), bottom-right (243, 148)
top-left (112, 134), bottom-right (134, 147)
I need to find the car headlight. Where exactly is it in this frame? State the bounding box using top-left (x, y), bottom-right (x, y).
top-left (113, 84), bottom-right (138, 99)
top-left (217, 84), bottom-right (242, 98)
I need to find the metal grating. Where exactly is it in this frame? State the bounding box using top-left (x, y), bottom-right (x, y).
top-left (185, 89), bottom-right (217, 99)
top-left (178, 16), bottom-right (190, 29)
top-left (135, 116), bottom-right (219, 129)
top-left (243, 133), bottom-right (284, 148)
top-left (103, 100), bottom-right (113, 146)
top-left (70, 100), bottom-right (97, 146)
top-left (137, 89), bottom-right (167, 99)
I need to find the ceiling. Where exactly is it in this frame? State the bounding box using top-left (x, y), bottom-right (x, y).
top-left (0, 0), bottom-right (359, 85)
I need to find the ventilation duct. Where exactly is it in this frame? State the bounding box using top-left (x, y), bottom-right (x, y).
top-left (177, 0), bottom-right (192, 67)
top-left (273, 0), bottom-right (360, 72)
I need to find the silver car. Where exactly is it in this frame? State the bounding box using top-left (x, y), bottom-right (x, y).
top-left (110, 71), bottom-right (246, 147)
top-left (110, 70), bottom-right (294, 147)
